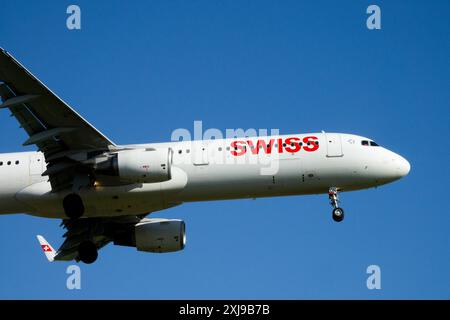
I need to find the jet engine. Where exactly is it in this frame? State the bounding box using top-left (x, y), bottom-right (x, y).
top-left (96, 148), bottom-right (172, 183)
top-left (113, 218), bottom-right (186, 253)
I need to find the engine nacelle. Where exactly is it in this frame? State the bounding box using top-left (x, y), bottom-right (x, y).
top-left (113, 218), bottom-right (186, 253)
top-left (97, 148), bottom-right (172, 183)
top-left (135, 219), bottom-right (186, 253)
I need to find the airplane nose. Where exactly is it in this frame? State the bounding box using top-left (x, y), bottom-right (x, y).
top-left (396, 155), bottom-right (411, 178)
top-left (370, 150), bottom-right (410, 185)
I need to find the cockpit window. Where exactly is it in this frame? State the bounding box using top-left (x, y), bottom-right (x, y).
top-left (361, 140), bottom-right (380, 147)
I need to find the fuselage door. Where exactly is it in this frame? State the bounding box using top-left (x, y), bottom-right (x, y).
top-left (325, 133), bottom-right (343, 157)
top-left (193, 142), bottom-right (209, 165)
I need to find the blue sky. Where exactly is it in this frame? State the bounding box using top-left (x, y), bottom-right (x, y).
top-left (0, 0), bottom-right (449, 299)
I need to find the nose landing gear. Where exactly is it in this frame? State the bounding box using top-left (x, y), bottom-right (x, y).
top-left (329, 187), bottom-right (344, 222)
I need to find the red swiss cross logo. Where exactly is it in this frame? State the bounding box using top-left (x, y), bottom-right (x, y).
top-left (41, 244), bottom-right (52, 252)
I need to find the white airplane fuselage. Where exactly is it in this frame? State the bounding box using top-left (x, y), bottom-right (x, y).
top-left (0, 132), bottom-right (410, 219)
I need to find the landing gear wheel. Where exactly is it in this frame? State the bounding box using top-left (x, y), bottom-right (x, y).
top-left (63, 193), bottom-right (85, 219)
top-left (78, 241), bottom-right (98, 264)
top-left (329, 187), bottom-right (345, 222)
top-left (332, 207), bottom-right (345, 222)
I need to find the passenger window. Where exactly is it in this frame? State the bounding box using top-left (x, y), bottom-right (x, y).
top-left (15, 160), bottom-right (19, 165)
top-left (0, 161), bottom-right (2, 166)
top-left (7, 161), bottom-right (11, 165)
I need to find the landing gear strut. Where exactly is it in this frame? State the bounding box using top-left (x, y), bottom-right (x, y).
top-left (78, 241), bottom-right (98, 264)
top-left (329, 187), bottom-right (344, 222)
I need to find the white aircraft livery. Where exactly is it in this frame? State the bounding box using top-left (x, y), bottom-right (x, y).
top-left (0, 49), bottom-right (410, 264)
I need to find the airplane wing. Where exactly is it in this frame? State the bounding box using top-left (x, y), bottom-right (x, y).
top-left (38, 215), bottom-right (144, 262)
top-left (0, 48), bottom-right (117, 191)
